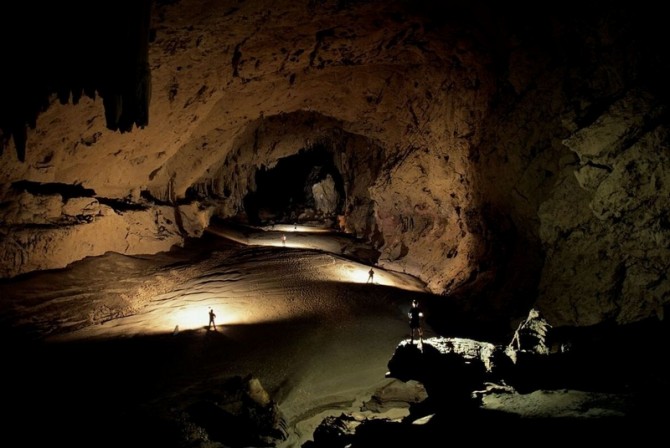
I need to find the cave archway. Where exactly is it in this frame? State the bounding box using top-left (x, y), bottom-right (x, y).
top-left (243, 143), bottom-right (345, 225)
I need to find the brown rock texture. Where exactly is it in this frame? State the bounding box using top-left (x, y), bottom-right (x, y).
top-left (1, 1), bottom-right (668, 328)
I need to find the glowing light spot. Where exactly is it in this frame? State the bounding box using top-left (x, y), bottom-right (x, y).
top-left (170, 306), bottom-right (212, 330)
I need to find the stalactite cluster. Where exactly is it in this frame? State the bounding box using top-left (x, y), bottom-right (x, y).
top-left (0, 0), bottom-right (153, 161)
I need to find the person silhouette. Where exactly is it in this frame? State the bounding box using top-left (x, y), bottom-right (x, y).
top-left (367, 267), bottom-right (375, 283)
top-left (409, 299), bottom-right (423, 344)
top-left (208, 307), bottom-right (216, 331)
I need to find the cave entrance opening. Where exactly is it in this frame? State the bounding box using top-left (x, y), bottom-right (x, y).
top-left (243, 144), bottom-right (345, 226)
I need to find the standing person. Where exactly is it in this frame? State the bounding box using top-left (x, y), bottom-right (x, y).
top-left (409, 299), bottom-right (423, 344)
top-left (367, 267), bottom-right (375, 283)
top-left (281, 234), bottom-right (287, 246)
top-left (208, 307), bottom-right (217, 331)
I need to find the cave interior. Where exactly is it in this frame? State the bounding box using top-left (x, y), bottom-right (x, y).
top-left (1, 0), bottom-right (670, 445)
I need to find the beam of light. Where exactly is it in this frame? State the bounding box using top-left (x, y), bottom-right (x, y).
top-left (49, 293), bottom-right (261, 341)
top-left (210, 223), bottom-right (426, 291)
top-left (332, 262), bottom-right (374, 284)
top-left (260, 224), bottom-right (334, 233)
top-left (206, 225), bottom-right (340, 251)
top-left (134, 291), bottom-right (268, 335)
top-left (326, 258), bottom-right (426, 292)
top-left (247, 231), bottom-right (345, 253)
top-left (51, 285), bottom-right (323, 341)
top-left (168, 304), bottom-right (238, 331)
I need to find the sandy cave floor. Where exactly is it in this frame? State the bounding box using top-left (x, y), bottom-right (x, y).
top-left (0, 223), bottom-right (647, 446)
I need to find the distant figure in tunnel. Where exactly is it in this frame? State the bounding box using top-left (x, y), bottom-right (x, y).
top-left (281, 234), bottom-right (287, 246)
top-left (208, 307), bottom-right (217, 331)
top-left (367, 267), bottom-right (375, 284)
top-left (409, 299), bottom-right (424, 344)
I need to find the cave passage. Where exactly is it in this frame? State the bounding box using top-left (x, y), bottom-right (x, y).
top-left (243, 144), bottom-right (345, 225)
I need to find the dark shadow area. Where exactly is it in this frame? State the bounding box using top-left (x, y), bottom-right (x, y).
top-left (243, 144), bottom-right (345, 225)
top-left (97, 196), bottom-right (149, 211)
top-left (546, 315), bottom-right (670, 395)
top-left (2, 317), bottom-right (315, 448)
top-left (11, 180), bottom-right (96, 199)
top-left (304, 407), bottom-right (663, 447)
top-left (421, 291), bottom-right (514, 343)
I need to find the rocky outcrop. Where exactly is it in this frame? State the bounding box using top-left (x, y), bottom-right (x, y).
top-left (305, 320), bottom-right (637, 446)
top-left (386, 311), bottom-right (667, 401)
top-left (0, 188), bottom-right (212, 277)
top-left (508, 308), bottom-right (552, 355)
top-left (386, 338), bottom-right (501, 409)
top-left (312, 174), bottom-right (339, 215)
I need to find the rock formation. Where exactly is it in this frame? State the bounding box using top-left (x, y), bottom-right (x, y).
top-left (177, 375), bottom-right (287, 448)
top-left (1, 0), bottom-right (668, 330)
top-left (304, 323), bottom-right (662, 447)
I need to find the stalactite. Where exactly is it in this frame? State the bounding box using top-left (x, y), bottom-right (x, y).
top-left (0, 0), bottom-right (153, 162)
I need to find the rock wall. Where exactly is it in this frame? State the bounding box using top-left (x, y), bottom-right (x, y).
top-left (537, 92), bottom-right (670, 326)
top-left (455, 5), bottom-right (670, 326)
top-left (0, 190), bottom-right (213, 277)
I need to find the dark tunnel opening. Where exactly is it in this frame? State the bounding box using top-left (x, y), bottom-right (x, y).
top-left (243, 144), bottom-right (345, 225)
